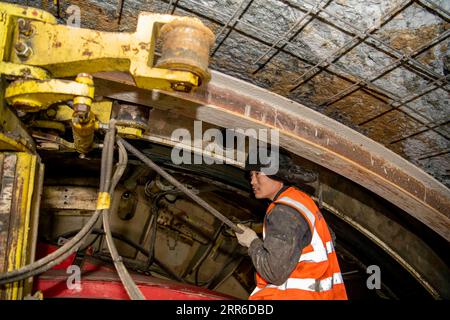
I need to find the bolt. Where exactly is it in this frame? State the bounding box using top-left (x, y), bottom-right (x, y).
top-left (77, 73), bottom-right (93, 79)
top-left (73, 103), bottom-right (91, 123)
top-left (46, 108), bottom-right (56, 118)
top-left (14, 42), bottom-right (26, 52)
top-left (152, 91), bottom-right (160, 101)
top-left (16, 110), bottom-right (27, 118)
top-left (171, 82), bottom-right (192, 93)
top-left (17, 18), bottom-right (34, 37)
top-left (14, 42), bottom-right (32, 59)
top-left (75, 73), bottom-right (94, 86)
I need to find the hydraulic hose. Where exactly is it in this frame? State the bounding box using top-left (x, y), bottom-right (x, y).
top-left (145, 190), bottom-right (181, 269)
top-left (116, 136), bottom-right (243, 234)
top-left (53, 228), bottom-right (185, 283)
top-left (101, 126), bottom-right (145, 300)
top-left (0, 131), bottom-right (113, 286)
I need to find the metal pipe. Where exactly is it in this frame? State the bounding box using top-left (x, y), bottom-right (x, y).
top-left (71, 73), bottom-right (96, 154)
top-left (102, 131), bottom-right (145, 300)
top-left (117, 136), bottom-right (243, 234)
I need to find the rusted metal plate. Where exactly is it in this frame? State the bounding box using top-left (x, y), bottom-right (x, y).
top-left (0, 154), bottom-right (16, 275)
top-left (0, 153), bottom-right (39, 299)
top-left (95, 71), bottom-right (450, 242)
top-left (42, 186), bottom-right (98, 211)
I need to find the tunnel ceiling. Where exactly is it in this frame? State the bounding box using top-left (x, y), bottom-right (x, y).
top-left (11, 0), bottom-right (450, 187)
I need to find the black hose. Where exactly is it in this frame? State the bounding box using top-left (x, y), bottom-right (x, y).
top-left (101, 128), bottom-right (145, 300)
top-left (116, 137), bottom-right (243, 234)
top-left (0, 214), bottom-right (100, 285)
top-left (52, 229), bottom-right (185, 283)
top-left (99, 129), bottom-right (109, 192)
top-left (145, 191), bottom-right (179, 269)
top-left (0, 132), bottom-right (113, 286)
top-left (145, 201), bottom-right (159, 269)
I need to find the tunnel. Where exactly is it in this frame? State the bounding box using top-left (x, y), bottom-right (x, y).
top-left (0, 0), bottom-right (448, 300)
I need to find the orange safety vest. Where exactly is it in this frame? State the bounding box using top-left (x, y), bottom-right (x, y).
top-left (249, 186), bottom-right (348, 300)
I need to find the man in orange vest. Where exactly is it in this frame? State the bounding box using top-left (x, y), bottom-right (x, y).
top-left (235, 150), bottom-right (348, 300)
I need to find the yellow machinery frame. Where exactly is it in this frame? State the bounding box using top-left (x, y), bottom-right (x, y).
top-left (0, 2), bottom-right (214, 299)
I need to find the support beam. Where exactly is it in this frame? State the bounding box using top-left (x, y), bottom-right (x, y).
top-left (94, 70), bottom-right (450, 242)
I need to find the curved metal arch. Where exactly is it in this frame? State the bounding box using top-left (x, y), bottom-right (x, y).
top-left (96, 70), bottom-right (450, 242)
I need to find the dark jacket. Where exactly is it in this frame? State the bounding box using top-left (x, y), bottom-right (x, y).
top-left (248, 186), bottom-right (312, 286)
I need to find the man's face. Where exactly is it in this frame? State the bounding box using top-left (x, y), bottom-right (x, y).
top-left (250, 171), bottom-right (282, 199)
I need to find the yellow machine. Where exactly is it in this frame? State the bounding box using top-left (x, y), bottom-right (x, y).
top-left (0, 2), bottom-right (214, 299)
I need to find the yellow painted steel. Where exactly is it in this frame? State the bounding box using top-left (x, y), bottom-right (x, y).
top-left (71, 73), bottom-right (96, 153)
top-left (0, 152), bottom-right (40, 299)
top-left (0, 2), bottom-right (57, 61)
top-left (0, 3), bottom-right (56, 80)
top-left (4, 78), bottom-right (94, 112)
top-left (96, 192), bottom-right (111, 210)
top-left (0, 132), bottom-right (30, 152)
top-left (91, 100), bottom-right (113, 124)
top-left (54, 104), bottom-right (73, 121)
top-left (72, 112), bottom-right (96, 154)
top-left (157, 17), bottom-right (215, 85)
top-left (0, 62), bottom-right (49, 80)
top-left (0, 78), bottom-right (36, 152)
top-left (117, 126), bottom-right (143, 139)
top-left (1, 2), bottom-right (214, 149)
top-left (4, 7), bottom-right (213, 91)
top-left (0, 8), bottom-right (210, 295)
top-left (29, 120), bottom-right (66, 133)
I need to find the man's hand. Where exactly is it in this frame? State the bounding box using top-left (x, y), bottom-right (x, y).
top-left (235, 224), bottom-right (258, 248)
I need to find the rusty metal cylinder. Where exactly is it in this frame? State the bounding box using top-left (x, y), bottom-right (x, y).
top-left (156, 18), bottom-right (215, 86)
top-left (72, 113), bottom-right (95, 154)
top-left (72, 73), bottom-right (95, 154)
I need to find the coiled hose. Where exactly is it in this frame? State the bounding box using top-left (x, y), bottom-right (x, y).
top-left (0, 129), bottom-right (113, 286)
top-left (0, 125), bottom-right (144, 300)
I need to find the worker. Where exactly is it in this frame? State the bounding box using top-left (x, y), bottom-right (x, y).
top-left (235, 148), bottom-right (348, 300)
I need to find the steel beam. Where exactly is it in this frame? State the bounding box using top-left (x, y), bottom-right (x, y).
top-left (94, 70), bottom-right (450, 242)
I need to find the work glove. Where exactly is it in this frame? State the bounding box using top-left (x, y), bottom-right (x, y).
top-left (235, 224), bottom-right (258, 248)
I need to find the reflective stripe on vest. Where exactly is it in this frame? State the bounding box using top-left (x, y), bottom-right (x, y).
top-left (263, 196), bottom-right (316, 239)
top-left (251, 189), bottom-right (347, 300)
top-left (252, 272), bottom-right (344, 294)
top-left (299, 237), bottom-right (335, 263)
top-left (276, 196), bottom-right (316, 227)
top-left (277, 196), bottom-right (334, 263)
